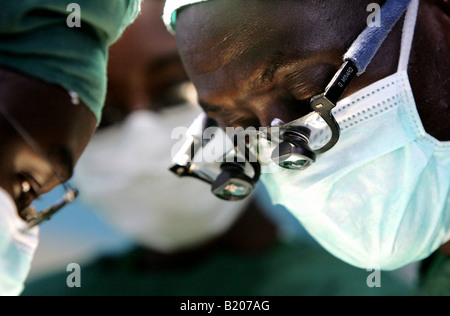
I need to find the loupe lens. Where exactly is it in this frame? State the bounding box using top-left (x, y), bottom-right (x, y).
top-left (277, 152), bottom-right (314, 170)
top-left (212, 179), bottom-right (254, 201)
top-left (211, 163), bottom-right (254, 201)
top-left (272, 128), bottom-right (316, 170)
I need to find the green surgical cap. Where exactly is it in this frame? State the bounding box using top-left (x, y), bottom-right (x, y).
top-left (163, 0), bottom-right (210, 33)
top-left (0, 0), bottom-right (142, 123)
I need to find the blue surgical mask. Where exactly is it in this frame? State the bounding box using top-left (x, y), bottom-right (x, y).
top-left (261, 0), bottom-right (450, 270)
top-left (0, 187), bottom-right (39, 296)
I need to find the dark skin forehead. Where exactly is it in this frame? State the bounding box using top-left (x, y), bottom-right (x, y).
top-left (176, 0), bottom-right (389, 125)
top-left (177, 0), bottom-right (378, 75)
top-left (176, 0), bottom-right (449, 139)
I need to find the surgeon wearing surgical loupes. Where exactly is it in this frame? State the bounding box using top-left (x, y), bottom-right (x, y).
top-left (21, 0), bottom-right (409, 296)
top-left (165, 0), bottom-right (450, 275)
top-left (0, 1), bottom-right (142, 296)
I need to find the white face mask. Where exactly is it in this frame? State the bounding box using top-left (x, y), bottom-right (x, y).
top-left (261, 1), bottom-right (450, 270)
top-left (74, 104), bottom-right (249, 253)
top-left (0, 188), bottom-right (39, 296)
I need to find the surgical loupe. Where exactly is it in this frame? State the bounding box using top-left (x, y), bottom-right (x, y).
top-left (170, 60), bottom-right (357, 200)
top-left (170, 115), bottom-right (260, 201)
top-left (271, 60), bottom-right (357, 170)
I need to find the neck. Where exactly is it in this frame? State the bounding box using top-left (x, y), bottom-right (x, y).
top-left (408, 0), bottom-right (450, 141)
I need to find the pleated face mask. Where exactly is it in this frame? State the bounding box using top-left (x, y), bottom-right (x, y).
top-left (261, 0), bottom-right (450, 270)
top-left (0, 188), bottom-right (39, 296)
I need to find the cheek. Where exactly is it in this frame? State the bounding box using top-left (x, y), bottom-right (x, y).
top-left (14, 148), bottom-right (53, 184)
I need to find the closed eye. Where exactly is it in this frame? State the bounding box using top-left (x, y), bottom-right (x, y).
top-left (199, 100), bottom-right (259, 128)
top-left (198, 100), bottom-right (226, 114)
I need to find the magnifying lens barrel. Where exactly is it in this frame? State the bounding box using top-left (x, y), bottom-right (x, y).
top-left (212, 162), bottom-right (255, 201)
top-left (169, 114), bottom-right (260, 200)
top-left (271, 61), bottom-right (357, 169)
top-left (272, 127), bottom-right (316, 170)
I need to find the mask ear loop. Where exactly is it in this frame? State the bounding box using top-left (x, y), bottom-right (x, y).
top-left (344, 0), bottom-right (413, 75)
top-left (397, 0), bottom-right (419, 73)
top-left (313, 0), bottom-right (414, 154)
